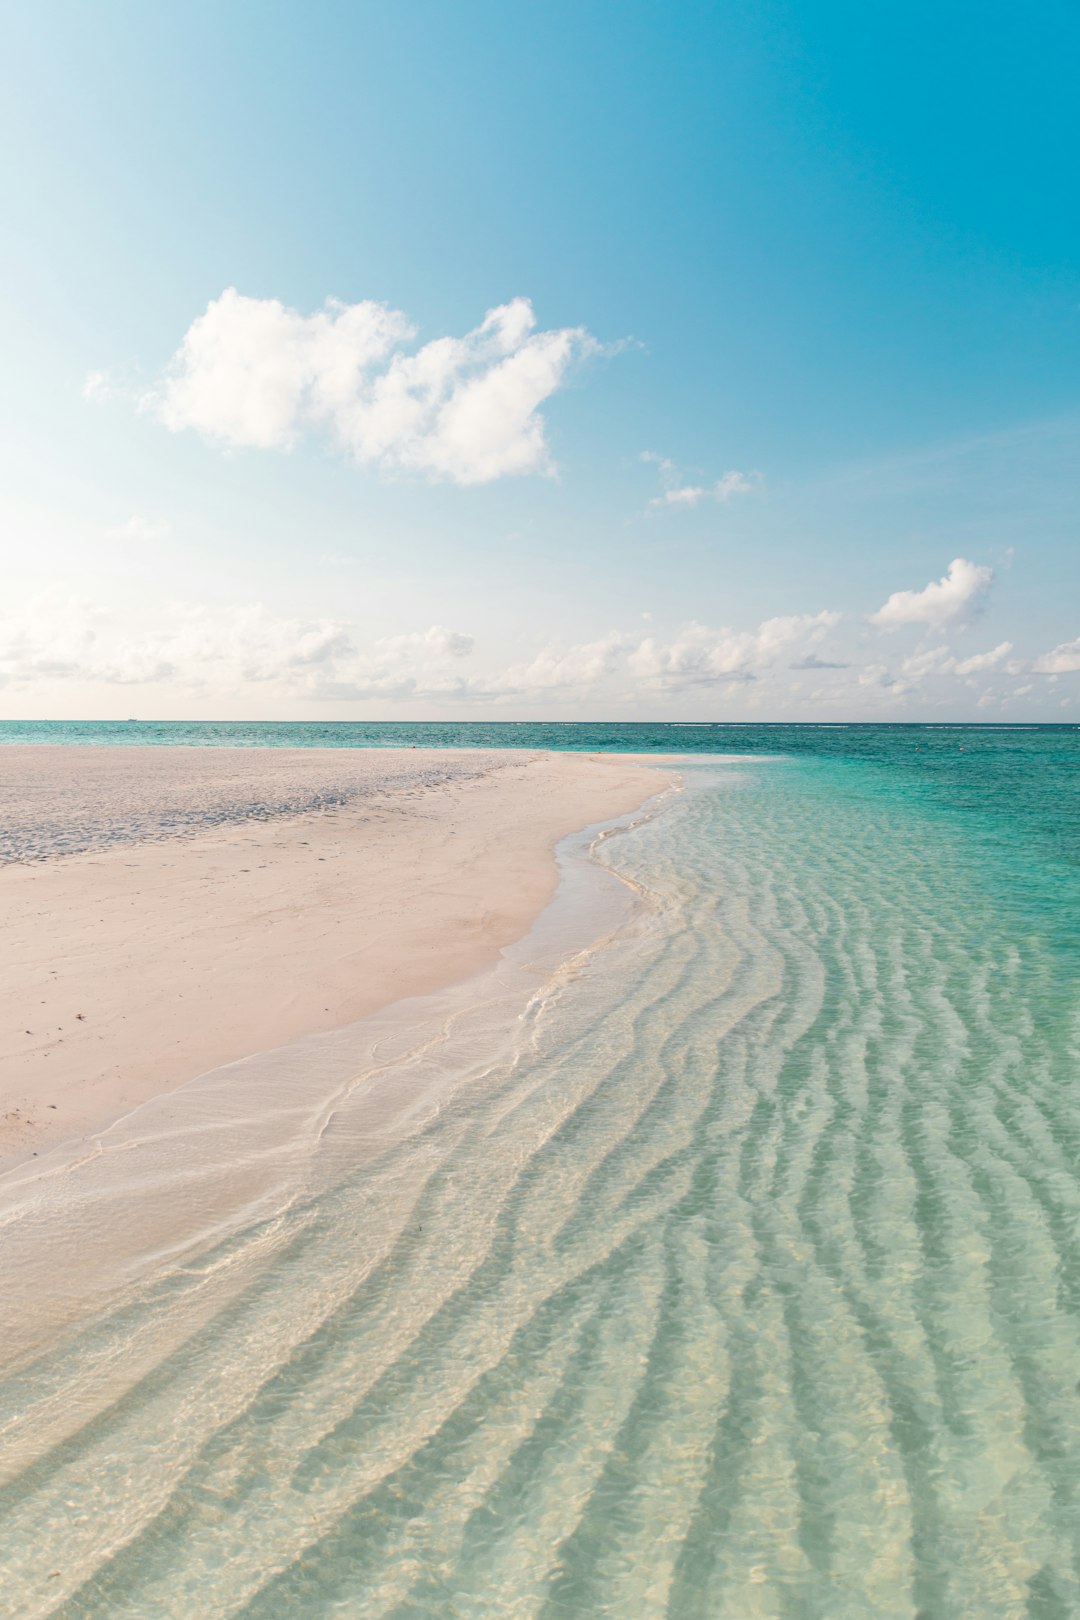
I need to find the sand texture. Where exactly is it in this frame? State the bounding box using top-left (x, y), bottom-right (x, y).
top-left (0, 746), bottom-right (666, 1171)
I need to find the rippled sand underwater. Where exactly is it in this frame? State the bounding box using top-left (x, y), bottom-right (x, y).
top-left (3, 753), bottom-right (1080, 1618)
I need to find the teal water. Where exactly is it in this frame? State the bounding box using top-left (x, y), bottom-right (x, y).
top-left (4, 719), bottom-right (1077, 865)
top-left (1, 732), bottom-right (1078, 1616)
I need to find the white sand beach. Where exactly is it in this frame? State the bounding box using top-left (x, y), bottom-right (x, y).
top-left (0, 746), bottom-right (667, 1174)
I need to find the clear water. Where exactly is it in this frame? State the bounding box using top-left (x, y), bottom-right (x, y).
top-left (1, 729), bottom-right (1078, 1617)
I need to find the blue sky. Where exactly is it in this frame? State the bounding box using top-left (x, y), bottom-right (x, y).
top-left (1, 0), bottom-right (1077, 719)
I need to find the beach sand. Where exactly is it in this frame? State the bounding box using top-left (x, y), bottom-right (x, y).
top-left (0, 746), bottom-right (667, 1174)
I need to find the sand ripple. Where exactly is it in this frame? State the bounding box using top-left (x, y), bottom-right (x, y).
top-left (1, 759), bottom-right (1078, 1616)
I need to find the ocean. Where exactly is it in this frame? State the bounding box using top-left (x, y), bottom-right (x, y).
top-left (0, 724), bottom-right (1078, 1616)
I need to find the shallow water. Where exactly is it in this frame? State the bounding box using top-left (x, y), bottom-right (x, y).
top-left (1, 740), bottom-right (1079, 1617)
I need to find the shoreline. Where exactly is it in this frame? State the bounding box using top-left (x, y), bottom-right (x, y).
top-left (1, 746), bottom-right (673, 1176)
top-left (0, 750), bottom-right (678, 1382)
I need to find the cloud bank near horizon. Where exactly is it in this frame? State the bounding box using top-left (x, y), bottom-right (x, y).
top-left (2, 558), bottom-right (1071, 716)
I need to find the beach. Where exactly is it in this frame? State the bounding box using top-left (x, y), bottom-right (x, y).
top-left (0, 745), bottom-right (666, 1173)
top-left (1, 730), bottom-right (1078, 1614)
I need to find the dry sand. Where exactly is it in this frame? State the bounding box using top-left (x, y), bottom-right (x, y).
top-left (0, 746), bottom-right (669, 1173)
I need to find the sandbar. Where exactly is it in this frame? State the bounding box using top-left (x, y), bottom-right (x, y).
top-left (0, 746), bottom-right (669, 1173)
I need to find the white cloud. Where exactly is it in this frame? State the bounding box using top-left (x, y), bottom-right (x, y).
top-left (629, 610), bottom-right (840, 689)
top-left (755, 611), bottom-right (841, 655)
top-left (858, 663), bottom-right (901, 690)
top-left (899, 645), bottom-right (951, 679)
top-left (1034, 637), bottom-right (1080, 674)
top-left (136, 604), bottom-right (354, 687)
top-left (629, 629), bottom-right (754, 686)
top-left (0, 597), bottom-right (478, 699)
top-left (654, 484), bottom-right (710, 508)
top-left (143, 289), bottom-right (600, 485)
top-left (0, 593), bottom-right (104, 679)
top-left (900, 641), bottom-right (1014, 680)
top-left (501, 633), bottom-right (626, 694)
top-left (376, 625), bottom-right (474, 659)
top-left (3, 589), bottom-right (1049, 716)
top-left (82, 370), bottom-right (115, 403)
top-left (644, 452), bottom-right (762, 509)
top-left (715, 470), bottom-right (757, 501)
top-left (869, 557), bottom-right (994, 630)
top-left (0, 597), bottom-right (621, 704)
top-left (790, 652), bottom-right (849, 670)
top-left (952, 641), bottom-right (1014, 675)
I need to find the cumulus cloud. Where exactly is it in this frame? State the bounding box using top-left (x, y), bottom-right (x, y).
top-left (654, 485), bottom-right (711, 508)
top-left (952, 641), bottom-right (1014, 675)
top-left (95, 604), bottom-right (355, 689)
top-left (629, 611), bottom-right (840, 689)
top-left (0, 600), bottom-right (843, 705)
top-left (501, 633), bottom-right (626, 694)
top-left (83, 370), bottom-right (115, 403)
top-left (0, 598), bottom-right (608, 704)
top-left (899, 646), bottom-right (951, 680)
top-left (376, 625), bottom-right (474, 659)
top-left (0, 597), bottom-right (479, 699)
top-left (1034, 637), bottom-right (1080, 674)
top-left (755, 612), bottom-right (841, 655)
top-left (142, 290), bottom-right (601, 485)
top-left (0, 593), bottom-right (103, 679)
top-left (857, 663), bottom-right (901, 690)
top-left (714, 470), bottom-right (758, 501)
top-left (6, 588), bottom-right (1041, 714)
top-left (790, 652), bottom-right (849, 670)
top-left (643, 452), bottom-right (762, 509)
top-left (900, 641), bottom-right (1014, 680)
top-left (869, 557), bottom-right (994, 630)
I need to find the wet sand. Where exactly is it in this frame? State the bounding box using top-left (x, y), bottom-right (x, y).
top-left (0, 746), bottom-right (668, 1172)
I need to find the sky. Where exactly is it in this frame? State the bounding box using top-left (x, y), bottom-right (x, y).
top-left (1, 0), bottom-right (1077, 721)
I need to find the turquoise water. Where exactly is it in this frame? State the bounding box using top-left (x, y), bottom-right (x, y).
top-left (1, 732), bottom-right (1079, 1616)
top-left (4, 719), bottom-right (1077, 867)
